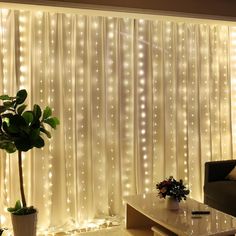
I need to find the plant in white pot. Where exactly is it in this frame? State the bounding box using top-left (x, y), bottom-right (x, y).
top-left (0, 89), bottom-right (59, 236)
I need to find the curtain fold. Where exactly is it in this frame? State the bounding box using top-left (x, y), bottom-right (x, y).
top-left (0, 7), bottom-right (236, 233)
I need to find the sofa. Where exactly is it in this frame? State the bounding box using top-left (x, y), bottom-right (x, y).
top-left (204, 159), bottom-right (236, 217)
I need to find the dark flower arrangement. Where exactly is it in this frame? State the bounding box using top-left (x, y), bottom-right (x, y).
top-left (156, 176), bottom-right (190, 202)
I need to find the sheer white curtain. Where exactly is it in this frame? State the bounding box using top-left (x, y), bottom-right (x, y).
top-left (0, 6), bottom-right (236, 233)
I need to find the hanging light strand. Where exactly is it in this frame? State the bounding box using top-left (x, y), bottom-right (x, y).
top-left (230, 27), bottom-right (236, 159)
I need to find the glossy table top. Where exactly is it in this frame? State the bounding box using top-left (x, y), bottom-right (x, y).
top-left (124, 192), bottom-right (236, 236)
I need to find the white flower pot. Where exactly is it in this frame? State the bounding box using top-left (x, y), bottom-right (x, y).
top-left (166, 197), bottom-right (179, 210)
top-left (11, 212), bottom-right (37, 236)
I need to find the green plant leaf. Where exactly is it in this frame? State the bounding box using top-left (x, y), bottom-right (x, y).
top-left (3, 101), bottom-right (13, 107)
top-left (32, 135), bottom-right (44, 148)
top-left (1, 120), bottom-right (20, 136)
top-left (8, 205), bottom-right (37, 215)
top-left (7, 207), bottom-right (16, 213)
top-left (0, 106), bottom-right (7, 113)
top-left (2, 121), bottom-right (14, 136)
top-left (29, 129), bottom-right (41, 146)
top-left (7, 200), bottom-right (36, 215)
top-left (33, 104), bottom-right (42, 119)
top-left (2, 122), bottom-right (8, 132)
top-left (2, 113), bottom-right (13, 119)
top-left (30, 128), bottom-right (40, 138)
top-left (0, 95), bottom-right (11, 100)
top-left (9, 114), bottom-right (26, 127)
top-left (15, 89), bottom-right (27, 105)
top-left (0, 140), bottom-right (16, 153)
top-left (31, 135), bottom-right (45, 148)
top-left (15, 138), bottom-right (32, 152)
top-left (42, 106), bottom-right (52, 120)
top-left (54, 117), bottom-right (60, 126)
top-left (22, 111), bottom-right (34, 125)
top-left (7, 123), bottom-right (19, 134)
top-left (44, 117), bottom-right (60, 129)
top-left (17, 104), bottom-right (27, 115)
top-left (15, 200), bottom-right (22, 210)
top-left (14, 208), bottom-right (26, 215)
top-left (31, 120), bottom-right (40, 129)
top-left (40, 127), bottom-right (51, 138)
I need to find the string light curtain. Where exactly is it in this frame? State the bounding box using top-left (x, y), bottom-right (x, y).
top-left (0, 7), bottom-right (236, 232)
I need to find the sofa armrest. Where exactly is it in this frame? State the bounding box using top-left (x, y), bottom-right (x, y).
top-left (205, 160), bottom-right (236, 184)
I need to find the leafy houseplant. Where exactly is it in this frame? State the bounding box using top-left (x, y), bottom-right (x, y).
top-left (0, 89), bottom-right (59, 235)
top-left (156, 176), bottom-right (190, 202)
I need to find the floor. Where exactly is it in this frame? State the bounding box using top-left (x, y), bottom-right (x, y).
top-left (38, 227), bottom-right (131, 236)
top-left (76, 228), bottom-right (152, 236)
top-left (37, 227), bottom-right (153, 236)
top-left (73, 227), bottom-right (124, 235)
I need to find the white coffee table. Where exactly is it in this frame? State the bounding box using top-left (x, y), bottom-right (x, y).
top-left (124, 192), bottom-right (236, 236)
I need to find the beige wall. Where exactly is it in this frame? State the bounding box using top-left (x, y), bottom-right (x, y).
top-left (1, 0), bottom-right (236, 20)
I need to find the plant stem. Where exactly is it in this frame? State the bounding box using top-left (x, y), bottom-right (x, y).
top-left (18, 150), bottom-right (26, 207)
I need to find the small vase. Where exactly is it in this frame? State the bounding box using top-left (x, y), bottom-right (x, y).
top-left (166, 197), bottom-right (179, 210)
top-left (11, 211), bottom-right (37, 236)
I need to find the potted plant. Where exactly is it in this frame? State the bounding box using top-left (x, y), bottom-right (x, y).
top-left (0, 89), bottom-right (59, 236)
top-left (156, 176), bottom-right (190, 210)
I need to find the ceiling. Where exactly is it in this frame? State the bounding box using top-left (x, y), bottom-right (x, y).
top-left (1, 0), bottom-right (236, 20)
